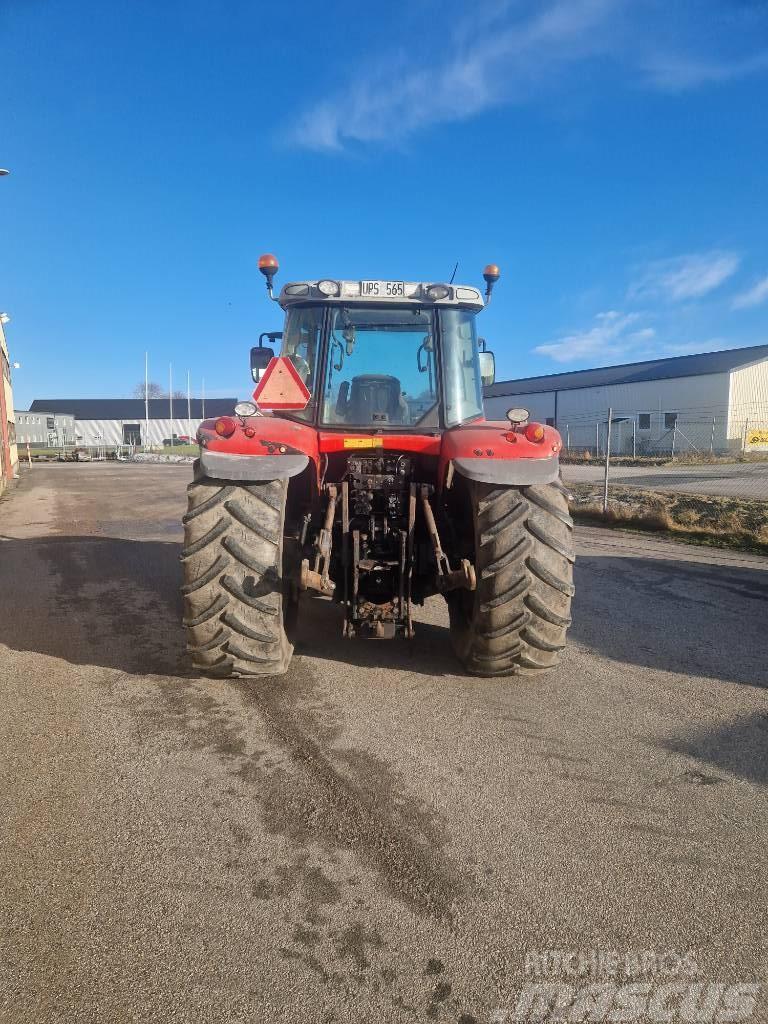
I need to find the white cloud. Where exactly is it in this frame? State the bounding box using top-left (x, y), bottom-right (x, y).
top-left (290, 0), bottom-right (615, 150)
top-left (629, 251), bottom-right (740, 302)
top-left (643, 50), bottom-right (768, 91)
top-left (659, 339), bottom-right (729, 356)
top-left (287, 1), bottom-right (768, 150)
top-left (732, 275), bottom-right (768, 310)
top-left (534, 311), bottom-right (656, 363)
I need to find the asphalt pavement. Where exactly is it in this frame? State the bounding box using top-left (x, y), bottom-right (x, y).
top-left (1, 464), bottom-right (767, 1024)
top-left (563, 460), bottom-right (768, 499)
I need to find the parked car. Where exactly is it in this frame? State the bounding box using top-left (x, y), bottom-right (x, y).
top-left (162, 436), bottom-right (189, 447)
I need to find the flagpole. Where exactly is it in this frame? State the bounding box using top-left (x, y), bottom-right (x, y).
top-left (187, 370), bottom-right (191, 442)
top-left (202, 377), bottom-right (205, 419)
top-left (144, 352), bottom-right (150, 449)
top-left (169, 363), bottom-right (173, 425)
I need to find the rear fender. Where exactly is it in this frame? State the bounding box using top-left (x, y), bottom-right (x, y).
top-left (196, 415), bottom-right (320, 483)
top-left (439, 420), bottom-right (562, 489)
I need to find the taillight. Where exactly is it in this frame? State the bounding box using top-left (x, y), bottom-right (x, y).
top-left (214, 416), bottom-right (237, 438)
top-left (502, 431), bottom-right (518, 443)
top-left (524, 422), bottom-right (545, 444)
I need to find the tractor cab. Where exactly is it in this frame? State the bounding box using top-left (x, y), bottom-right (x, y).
top-left (250, 259), bottom-right (498, 430)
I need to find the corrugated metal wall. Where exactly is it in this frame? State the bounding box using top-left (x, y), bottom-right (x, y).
top-left (75, 419), bottom-right (203, 446)
top-left (484, 372), bottom-right (734, 453)
top-left (728, 362), bottom-right (768, 446)
top-left (484, 391), bottom-right (556, 423)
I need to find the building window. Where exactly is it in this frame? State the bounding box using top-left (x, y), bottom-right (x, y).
top-left (638, 413), bottom-right (652, 430)
top-left (664, 412), bottom-right (678, 430)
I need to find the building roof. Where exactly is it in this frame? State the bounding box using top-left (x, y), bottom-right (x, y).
top-left (485, 343), bottom-right (768, 398)
top-left (28, 398), bottom-right (237, 420)
top-left (16, 407), bottom-right (75, 415)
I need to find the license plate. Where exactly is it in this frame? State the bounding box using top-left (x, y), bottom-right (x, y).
top-left (360, 280), bottom-right (405, 297)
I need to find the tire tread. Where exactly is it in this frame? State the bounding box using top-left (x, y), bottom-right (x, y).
top-left (449, 479), bottom-right (574, 677)
top-left (181, 476), bottom-right (292, 676)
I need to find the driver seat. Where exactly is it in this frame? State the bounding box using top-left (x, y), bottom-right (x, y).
top-left (346, 375), bottom-right (407, 424)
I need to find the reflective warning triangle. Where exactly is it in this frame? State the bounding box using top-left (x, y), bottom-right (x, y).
top-left (253, 356), bottom-right (311, 410)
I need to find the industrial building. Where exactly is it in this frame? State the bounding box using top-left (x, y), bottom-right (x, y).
top-left (27, 398), bottom-right (237, 447)
top-left (484, 343), bottom-right (768, 454)
top-left (0, 315), bottom-right (19, 488)
top-left (15, 410), bottom-right (76, 447)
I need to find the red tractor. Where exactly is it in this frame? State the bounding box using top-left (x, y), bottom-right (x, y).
top-left (182, 256), bottom-right (574, 677)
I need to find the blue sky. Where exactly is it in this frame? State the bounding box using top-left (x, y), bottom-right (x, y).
top-left (2, 0), bottom-right (768, 407)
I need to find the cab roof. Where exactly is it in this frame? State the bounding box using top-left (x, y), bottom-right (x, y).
top-left (277, 280), bottom-right (485, 311)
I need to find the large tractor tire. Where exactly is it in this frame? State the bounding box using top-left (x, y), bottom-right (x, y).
top-left (448, 481), bottom-right (575, 677)
top-left (181, 473), bottom-right (293, 677)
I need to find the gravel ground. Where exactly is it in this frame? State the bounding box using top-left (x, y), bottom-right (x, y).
top-left (1, 464), bottom-right (766, 1024)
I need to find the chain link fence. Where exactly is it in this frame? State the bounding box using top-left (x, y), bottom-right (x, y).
top-left (562, 413), bottom-right (768, 460)
top-left (559, 407), bottom-right (768, 551)
top-left (20, 441), bottom-right (198, 463)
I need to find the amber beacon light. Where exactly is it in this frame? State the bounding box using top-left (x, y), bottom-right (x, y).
top-left (258, 253), bottom-right (280, 298)
top-left (482, 263), bottom-right (500, 303)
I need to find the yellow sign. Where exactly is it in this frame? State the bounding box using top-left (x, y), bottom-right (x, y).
top-left (343, 437), bottom-right (384, 449)
top-left (747, 429), bottom-right (768, 448)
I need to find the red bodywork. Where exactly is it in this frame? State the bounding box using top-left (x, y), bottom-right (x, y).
top-left (198, 414), bottom-right (562, 489)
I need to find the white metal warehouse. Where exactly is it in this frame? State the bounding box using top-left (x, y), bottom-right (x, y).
top-left (484, 343), bottom-right (768, 455)
top-left (27, 398), bottom-right (237, 447)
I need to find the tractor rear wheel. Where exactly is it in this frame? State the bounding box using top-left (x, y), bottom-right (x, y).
top-left (181, 472), bottom-right (293, 677)
top-left (448, 481), bottom-right (574, 677)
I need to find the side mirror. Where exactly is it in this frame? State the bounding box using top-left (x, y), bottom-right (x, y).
top-left (479, 350), bottom-right (496, 387)
top-left (250, 332), bottom-right (282, 382)
top-left (250, 346), bottom-right (273, 383)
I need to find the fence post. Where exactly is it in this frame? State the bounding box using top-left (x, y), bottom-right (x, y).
top-left (632, 418), bottom-right (637, 460)
top-left (595, 421), bottom-right (600, 458)
top-left (671, 422), bottom-right (677, 459)
top-left (710, 416), bottom-right (716, 455)
top-left (566, 424), bottom-right (570, 452)
top-left (603, 408), bottom-right (613, 513)
top-left (743, 419), bottom-right (749, 453)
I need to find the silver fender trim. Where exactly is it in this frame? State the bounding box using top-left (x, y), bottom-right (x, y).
top-left (453, 455), bottom-right (560, 486)
top-left (198, 450), bottom-right (309, 481)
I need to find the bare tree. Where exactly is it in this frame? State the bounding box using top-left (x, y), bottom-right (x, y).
top-left (132, 380), bottom-right (165, 399)
top-left (131, 382), bottom-right (188, 401)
